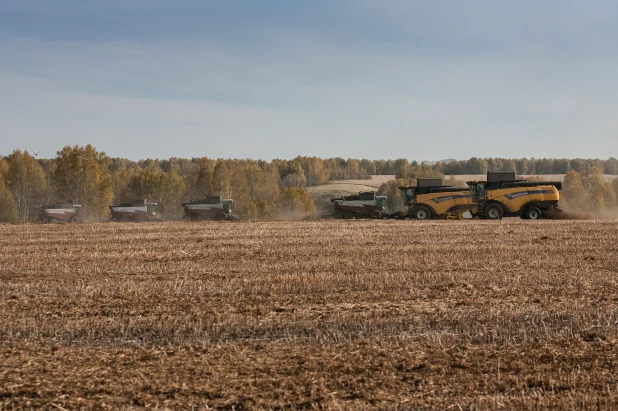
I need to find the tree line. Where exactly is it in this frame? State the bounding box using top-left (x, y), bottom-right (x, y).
top-left (0, 146), bottom-right (326, 222)
top-left (1, 145), bottom-right (617, 222)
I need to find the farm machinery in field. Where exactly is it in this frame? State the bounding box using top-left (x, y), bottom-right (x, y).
top-left (182, 196), bottom-right (234, 221)
top-left (109, 199), bottom-right (159, 222)
top-left (395, 178), bottom-right (475, 220)
top-left (393, 173), bottom-right (562, 220)
top-left (467, 171), bottom-right (562, 220)
top-left (330, 191), bottom-right (387, 219)
top-left (37, 201), bottom-right (81, 223)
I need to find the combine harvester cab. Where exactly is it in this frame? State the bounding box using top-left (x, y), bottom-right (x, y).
top-left (466, 171), bottom-right (562, 220)
top-left (397, 178), bottom-right (475, 220)
top-left (37, 201), bottom-right (81, 223)
top-left (182, 196), bottom-right (234, 221)
top-left (330, 191), bottom-right (386, 219)
top-left (110, 199), bottom-right (159, 222)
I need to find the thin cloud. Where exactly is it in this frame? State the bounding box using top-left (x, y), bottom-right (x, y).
top-left (1, 1), bottom-right (617, 160)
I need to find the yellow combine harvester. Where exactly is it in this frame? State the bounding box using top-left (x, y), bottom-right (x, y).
top-left (466, 171), bottom-right (562, 220)
top-left (397, 178), bottom-right (476, 219)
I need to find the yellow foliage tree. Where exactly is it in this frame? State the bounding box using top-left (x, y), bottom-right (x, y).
top-left (159, 169), bottom-right (186, 220)
top-left (377, 179), bottom-right (409, 213)
top-left (5, 150), bottom-right (47, 222)
top-left (561, 170), bottom-right (586, 210)
top-left (0, 158), bottom-right (17, 222)
top-left (53, 145), bottom-right (113, 220)
top-left (277, 187), bottom-right (316, 219)
top-left (586, 169), bottom-right (615, 210)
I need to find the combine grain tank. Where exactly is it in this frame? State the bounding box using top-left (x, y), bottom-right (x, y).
top-left (109, 199), bottom-right (159, 222)
top-left (182, 196), bottom-right (233, 221)
top-left (330, 191), bottom-right (386, 219)
top-left (37, 201), bottom-right (81, 223)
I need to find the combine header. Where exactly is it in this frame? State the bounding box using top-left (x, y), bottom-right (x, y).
top-left (109, 199), bottom-right (159, 222)
top-left (182, 196), bottom-right (234, 221)
top-left (37, 201), bottom-right (81, 223)
top-left (330, 191), bottom-right (387, 219)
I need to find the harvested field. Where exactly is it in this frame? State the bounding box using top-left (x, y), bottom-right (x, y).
top-left (2, 220), bottom-right (618, 409)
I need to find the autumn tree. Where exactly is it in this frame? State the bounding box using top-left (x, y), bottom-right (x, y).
top-left (241, 162), bottom-right (279, 220)
top-left (466, 157), bottom-right (489, 174)
top-left (243, 198), bottom-right (277, 220)
top-left (322, 158), bottom-right (347, 180)
top-left (227, 160), bottom-right (251, 206)
top-left (127, 166), bottom-right (186, 220)
top-left (300, 156), bottom-right (329, 186)
top-left (515, 158), bottom-right (529, 175)
top-left (277, 187), bottom-right (316, 219)
top-left (128, 166), bottom-right (164, 201)
top-left (553, 159), bottom-right (571, 174)
top-left (244, 162), bottom-right (276, 200)
top-left (109, 158), bottom-right (140, 204)
top-left (535, 158), bottom-right (554, 174)
top-left (605, 158), bottom-right (618, 175)
top-left (5, 150), bottom-right (47, 222)
top-left (159, 169), bottom-right (186, 220)
top-left (561, 171), bottom-right (586, 210)
top-left (282, 172), bottom-right (307, 188)
top-left (395, 164), bottom-right (414, 180)
top-left (53, 145), bottom-right (113, 220)
top-left (189, 158), bottom-right (216, 199)
top-left (584, 168), bottom-right (615, 210)
top-left (212, 159), bottom-right (231, 198)
top-left (344, 158), bottom-right (369, 179)
top-left (377, 179), bottom-right (407, 213)
top-left (0, 158), bottom-right (17, 222)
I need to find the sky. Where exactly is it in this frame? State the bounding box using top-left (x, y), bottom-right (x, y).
top-left (1, 0), bottom-right (617, 161)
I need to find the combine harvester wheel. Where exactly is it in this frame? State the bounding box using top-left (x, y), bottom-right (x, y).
top-left (413, 206), bottom-right (432, 220)
top-left (523, 206), bottom-right (542, 220)
top-left (484, 204), bottom-right (503, 220)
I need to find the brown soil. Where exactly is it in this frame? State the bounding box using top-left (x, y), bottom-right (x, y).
top-left (2, 220), bottom-right (618, 409)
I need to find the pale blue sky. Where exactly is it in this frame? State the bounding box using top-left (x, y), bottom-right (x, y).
top-left (1, 1), bottom-right (617, 160)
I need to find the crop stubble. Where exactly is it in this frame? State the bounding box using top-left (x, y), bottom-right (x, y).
top-left (1, 220), bottom-right (618, 409)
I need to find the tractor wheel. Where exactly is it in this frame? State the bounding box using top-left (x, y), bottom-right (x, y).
top-left (484, 203), bottom-right (503, 220)
top-left (216, 212), bottom-right (228, 221)
top-left (369, 209), bottom-right (382, 219)
top-left (49, 218), bottom-right (58, 224)
top-left (523, 206), bottom-right (542, 220)
top-left (141, 214), bottom-right (152, 222)
top-left (69, 216), bottom-right (77, 223)
top-left (413, 205), bottom-right (432, 220)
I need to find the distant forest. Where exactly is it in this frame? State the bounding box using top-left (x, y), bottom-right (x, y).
top-left (1, 145), bottom-right (617, 222)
